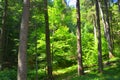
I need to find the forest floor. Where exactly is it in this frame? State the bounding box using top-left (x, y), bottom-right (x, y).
top-left (0, 58), bottom-right (120, 80)
top-left (54, 58), bottom-right (120, 80)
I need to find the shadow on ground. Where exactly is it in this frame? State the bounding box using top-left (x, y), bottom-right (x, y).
top-left (54, 62), bottom-right (120, 80)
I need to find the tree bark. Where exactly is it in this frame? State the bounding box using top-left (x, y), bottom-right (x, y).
top-left (44, 0), bottom-right (53, 79)
top-left (0, 0), bottom-right (8, 70)
top-left (98, 2), bottom-right (106, 35)
top-left (17, 0), bottom-right (30, 80)
top-left (76, 0), bottom-right (84, 75)
top-left (118, 0), bottom-right (120, 11)
top-left (98, 1), bottom-right (114, 59)
top-left (95, 0), bottom-right (103, 73)
top-left (104, 0), bottom-right (114, 58)
top-left (93, 14), bottom-right (97, 43)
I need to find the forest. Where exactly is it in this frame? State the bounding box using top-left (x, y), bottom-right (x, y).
top-left (0, 0), bottom-right (120, 80)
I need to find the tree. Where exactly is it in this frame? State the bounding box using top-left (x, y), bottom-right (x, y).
top-left (93, 14), bottom-right (97, 42)
top-left (98, 0), bottom-right (114, 59)
top-left (44, 0), bottom-right (53, 79)
top-left (104, 0), bottom-right (114, 58)
top-left (118, 0), bottom-right (120, 11)
top-left (0, 0), bottom-right (8, 70)
top-left (76, 0), bottom-right (84, 75)
top-left (17, 0), bottom-right (30, 80)
top-left (95, 0), bottom-right (103, 73)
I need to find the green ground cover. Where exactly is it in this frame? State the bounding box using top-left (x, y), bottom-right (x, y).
top-left (54, 60), bottom-right (120, 80)
top-left (0, 59), bottom-right (120, 80)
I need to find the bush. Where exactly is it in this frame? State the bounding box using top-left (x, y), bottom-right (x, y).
top-left (0, 69), bottom-right (17, 80)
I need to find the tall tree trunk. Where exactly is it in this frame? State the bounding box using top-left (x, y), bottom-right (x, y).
top-left (104, 0), bottom-right (114, 58)
top-left (17, 0), bottom-right (30, 80)
top-left (95, 0), bottom-right (103, 73)
top-left (0, 0), bottom-right (8, 70)
top-left (99, 1), bottom-right (114, 59)
top-left (76, 0), bottom-right (84, 75)
top-left (44, 0), bottom-right (53, 79)
top-left (98, 2), bottom-right (106, 35)
top-left (109, 7), bottom-right (114, 53)
top-left (118, 0), bottom-right (120, 11)
top-left (93, 14), bottom-right (97, 43)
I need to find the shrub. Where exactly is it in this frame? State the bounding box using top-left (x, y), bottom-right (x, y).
top-left (0, 69), bottom-right (17, 80)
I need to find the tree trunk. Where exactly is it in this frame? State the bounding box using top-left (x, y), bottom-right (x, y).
top-left (118, 0), bottom-right (120, 11)
top-left (98, 1), bottom-right (114, 59)
top-left (44, 0), bottom-right (53, 79)
top-left (93, 14), bottom-right (97, 43)
top-left (17, 0), bottom-right (30, 80)
top-left (0, 0), bottom-right (8, 70)
top-left (98, 2), bottom-right (106, 35)
top-left (76, 0), bottom-right (84, 75)
top-left (95, 0), bottom-right (103, 73)
top-left (104, 0), bottom-right (114, 58)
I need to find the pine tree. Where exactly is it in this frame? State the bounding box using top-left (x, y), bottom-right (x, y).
top-left (44, 0), bottom-right (53, 79)
top-left (17, 0), bottom-right (30, 80)
top-left (0, 0), bottom-right (8, 70)
top-left (104, 0), bottom-right (114, 58)
top-left (76, 0), bottom-right (84, 75)
top-left (95, 0), bottom-right (103, 73)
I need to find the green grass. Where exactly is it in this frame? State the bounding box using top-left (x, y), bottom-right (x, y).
top-left (1, 58), bottom-right (119, 80)
top-left (54, 60), bottom-right (120, 80)
top-left (53, 65), bottom-right (77, 80)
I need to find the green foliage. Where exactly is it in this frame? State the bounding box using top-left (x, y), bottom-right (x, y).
top-left (101, 36), bottom-right (108, 60)
top-left (51, 26), bottom-right (77, 68)
top-left (0, 69), bottom-right (17, 80)
top-left (82, 33), bottom-right (97, 66)
top-left (1, 0), bottom-right (120, 79)
top-left (1, 0), bottom-right (22, 68)
top-left (72, 63), bottom-right (120, 80)
top-left (55, 61), bottom-right (120, 80)
top-left (111, 5), bottom-right (120, 57)
top-left (27, 69), bottom-right (46, 80)
top-left (27, 26), bottom-right (76, 70)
